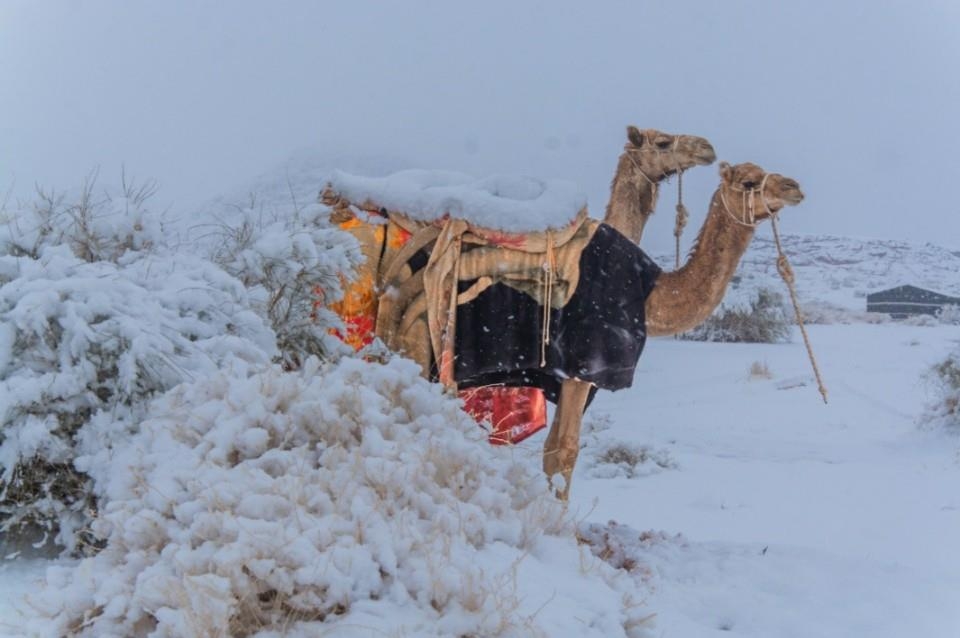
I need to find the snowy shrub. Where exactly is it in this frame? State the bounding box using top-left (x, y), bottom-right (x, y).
top-left (0, 171), bottom-right (164, 263)
top-left (197, 194), bottom-right (362, 369)
top-left (935, 304), bottom-right (960, 325)
top-left (921, 346), bottom-right (960, 430)
top-left (29, 357), bottom-right (653, 638)
top-left (902, 313), bottom-right (939, 327)
top-left (682, 287), bottom-right (791, 343)
top-left (578, 521), bottom-right (684, 584)
top-left (800, 300), bottom-right (889, 325)
top-left (587, 442), bottom-right (676, 480)
top-left (0, 180), bottom-right (277, 552)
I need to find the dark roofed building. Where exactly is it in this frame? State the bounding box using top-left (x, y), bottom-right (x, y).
top-left (866, 285), bottom-right (960, 318)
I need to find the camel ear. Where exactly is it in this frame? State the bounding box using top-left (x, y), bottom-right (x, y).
top-left (627, 126), bottom-right (644, 147)
top-left (719, 161), bottom-right (733, 183)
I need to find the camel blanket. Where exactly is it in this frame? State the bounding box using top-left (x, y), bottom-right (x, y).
top-left (326, 189), bottom-right (660, 403)
top-left (398, 211), bottom-right (599, 387)
top-left (453, 224), bottom-right (661, 402)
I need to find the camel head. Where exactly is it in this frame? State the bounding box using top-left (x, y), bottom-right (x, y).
top-left (623, 126), bottom-right (717, 181)
top-left (717, 161), bottom-right (804, 224)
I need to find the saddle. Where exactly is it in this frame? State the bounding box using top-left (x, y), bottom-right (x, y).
top-left (321, 184), bottom-right (600, 388)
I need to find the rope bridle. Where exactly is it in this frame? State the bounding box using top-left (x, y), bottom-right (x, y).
top-left (624, 136), bottom-right (689, 268)
top-left (717, 172), bottom-right (771, 228)
top-left (718, 171), bottom-right (829, 404)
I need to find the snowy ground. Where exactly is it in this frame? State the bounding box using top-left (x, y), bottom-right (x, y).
top-left (573, 324), bottom-right (960, 637)
top-left (2, 323), bottom-right (958, 637)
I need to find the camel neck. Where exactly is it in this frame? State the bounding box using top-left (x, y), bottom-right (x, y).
top-left (644, 189), bottom-right (756, 337)
top-left (603, 153), bottom-right (659, 244)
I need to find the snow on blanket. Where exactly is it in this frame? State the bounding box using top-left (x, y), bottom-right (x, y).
top-left (26, 356), bottom-right (652, 637)
top-left (327, 169), bottom-right (588, 232)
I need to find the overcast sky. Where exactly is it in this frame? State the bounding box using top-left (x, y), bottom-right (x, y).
top-left (2, 1), bottom-right (959, 253)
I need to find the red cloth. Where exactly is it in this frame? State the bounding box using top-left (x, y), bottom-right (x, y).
top-left (459, 386), bottom-right (547, 445)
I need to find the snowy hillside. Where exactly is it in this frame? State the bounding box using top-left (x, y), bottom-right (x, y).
top-left (676, 233), bottom-right (960, 312)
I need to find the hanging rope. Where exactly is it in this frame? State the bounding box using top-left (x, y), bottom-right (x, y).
top-left (673, 170), bottom-right (689, 270)
top-left (766, 206), bottom-right (829, 404)
top-left (540, 230), bottom-right (556, 367)
top-left (720, 176), bottom-right (828, 404)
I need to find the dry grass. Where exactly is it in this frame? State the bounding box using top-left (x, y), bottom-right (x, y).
top-left (749, 361), bottom-right (773, 380)
top-left (593, 442), bottom-right (675, 479)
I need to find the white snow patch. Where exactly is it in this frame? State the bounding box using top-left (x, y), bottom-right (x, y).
top-left (327, 169), bottom-right (588, 232)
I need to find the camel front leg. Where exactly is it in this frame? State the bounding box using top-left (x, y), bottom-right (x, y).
top-left (543, 378), bottom-right (593, 501)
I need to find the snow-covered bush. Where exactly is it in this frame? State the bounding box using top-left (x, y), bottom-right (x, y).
top-left (902, 313), bottom-right (939, 327)
top-left (682, 287), bottom-right (792, 343)
top-left (800, 300), bottom-right (889, 325)
top-left (921, 346), bottom-right (960, 430)
top-left (578, 521), bottom-right (684, 585)
top-left (935, 304), bottom-right (960, 325)
top-left (0, 179), bottom-right (278, 552)
top-left (0, 171), bottom-right (164, 263)
top-left (197, 194), bottom-right (362, 369)
top-left (586, 442), bottom-right (676, 480)
top-left (29, 357), bottom-right (652, 638)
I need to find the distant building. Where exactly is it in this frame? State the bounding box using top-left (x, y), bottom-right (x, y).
top-left (866, 285), bottom-right (960, 318)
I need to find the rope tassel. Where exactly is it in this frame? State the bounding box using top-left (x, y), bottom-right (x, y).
top-left (673, 170), bottom-right (688, 270)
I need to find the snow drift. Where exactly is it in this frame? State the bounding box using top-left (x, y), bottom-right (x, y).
top-left (27, 356), bottom-right (652, 637)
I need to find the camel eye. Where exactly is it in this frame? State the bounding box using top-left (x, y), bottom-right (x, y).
top-left (656, 140), bottom-right (671, 149)
top-left (743, 180), bottom-right (757, 189)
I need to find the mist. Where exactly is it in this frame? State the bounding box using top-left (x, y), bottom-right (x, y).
top-left (3, 0), bottom-right (959, 253)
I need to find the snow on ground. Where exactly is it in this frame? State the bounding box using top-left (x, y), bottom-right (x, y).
top-left (2, 160), bottom-right (959, 635)
top-left (572, 323), bottom-right (960, 637)
top-left (2, 323), bottom-right (958, 636)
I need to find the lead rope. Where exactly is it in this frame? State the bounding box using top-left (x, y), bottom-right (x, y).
top-left (673, 169), bottom-right (688, 269)
top-left (760, 178), bottom-right (828, 404)
top-left (540, 230), bottom-right (556, 367)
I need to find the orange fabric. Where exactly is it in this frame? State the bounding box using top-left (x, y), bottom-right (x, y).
top-left (328, 217), bottom-right (383, 350)
top-left (326, 213), bottom-right (412, 351)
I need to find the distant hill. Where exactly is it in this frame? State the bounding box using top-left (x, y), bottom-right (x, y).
top-left (653, 234), bottom-right (960, 314)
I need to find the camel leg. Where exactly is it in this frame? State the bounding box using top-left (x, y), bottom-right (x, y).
top-left (542, 378), bottom-right (592, 501)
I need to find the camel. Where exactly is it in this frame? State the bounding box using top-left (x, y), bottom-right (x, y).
top-left (362, 126), bottom-right (717, 383)
top-left (605, 126), bottom-right (716, 244)
top-left (540, 161), bottom-right (804, 498)
top-left (324, 136), bottom-right (803, 501)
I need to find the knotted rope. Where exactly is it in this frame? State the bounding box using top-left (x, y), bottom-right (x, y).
top-left (768, 210), bottom-right (829, 404)
top-left (717, 176), bottom-right (828, 403)
top-left (673, 170), bottom-right (688, 270)
top-left (625, 137), bottom-right (690, 269)
top-left (757, 175), bottom-right (828, 404)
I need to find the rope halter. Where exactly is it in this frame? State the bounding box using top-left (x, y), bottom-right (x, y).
top-left (718, 171), bottom-right (774, 228)
top-left (624, 135), bottom-right (688, 266)
top-left (716, 169), bottom-right (828, 403)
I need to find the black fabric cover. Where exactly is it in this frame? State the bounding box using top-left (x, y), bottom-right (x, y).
top-left (453, 223), bottom-right (661, 404)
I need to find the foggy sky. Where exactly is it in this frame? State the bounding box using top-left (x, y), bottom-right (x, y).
top-left (3, 0), bottom-right (959, 253)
